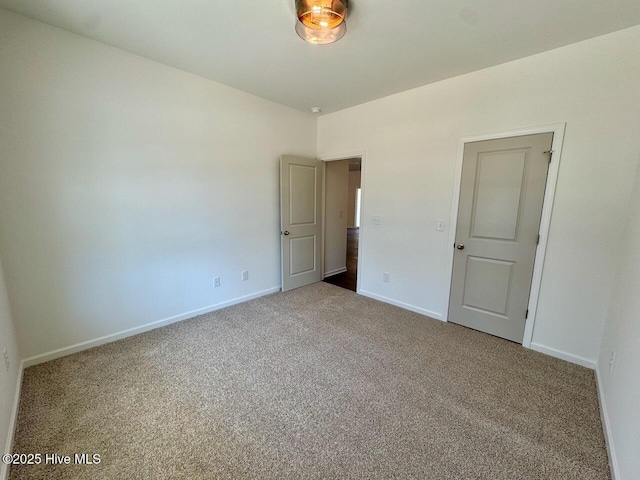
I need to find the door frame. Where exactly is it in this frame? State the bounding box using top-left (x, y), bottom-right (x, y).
top-left (445, 124), bottom-right (566, 348)
top-left (319, 150), bottom-right (367, 294)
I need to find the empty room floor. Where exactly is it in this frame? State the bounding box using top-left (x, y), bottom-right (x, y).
top-left (10, 283), bottom-right (609, 479)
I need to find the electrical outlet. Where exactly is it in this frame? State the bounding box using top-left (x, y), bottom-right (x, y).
top-left (609, 350), bottom-right (616, 371)
top-left (213, 277), bottom-right (221, 288)
top-left (383, 272), bottom-right (390, 283)
top-left (3, 348), bottom-right (9, 372)
top-left (372, 215), bottom-right (382, 225)
top-left (338, 209), bottom-right (344, 219)
top-left (242, 270), bottom-right (249, 282)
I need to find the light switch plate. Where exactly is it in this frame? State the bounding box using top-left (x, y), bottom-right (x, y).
top-left (437, 219), bottom-right (445, 231)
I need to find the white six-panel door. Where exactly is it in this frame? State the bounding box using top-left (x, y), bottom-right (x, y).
top-left (449, 133), bottom-right (553, 342)
top-left (280, 155), bottom-right (323, 292)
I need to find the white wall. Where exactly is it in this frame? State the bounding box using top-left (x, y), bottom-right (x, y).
top-left (324, 160), bottom-right (349, 276)
top-left (318, 25), bottom-right (640, 365)
top-left (347, 170), bottom-right (361, 228)
top-left (0, 256), bottom-right (20, 479)
top-left (0, 9), bottom-right (317, 360)
top-left (597, 159), bottom-right (640, 480)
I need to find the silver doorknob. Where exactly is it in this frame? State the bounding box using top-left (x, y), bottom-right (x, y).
top-left (456, 243), bottom-right (465, 250)
top-left (283, 231), bottom-right (290, 236)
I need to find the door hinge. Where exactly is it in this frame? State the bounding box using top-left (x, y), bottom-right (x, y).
top-left (544, 150), bottom-right (554, 163)
top-left (526, 309), bottom-right (529, 319)
top-left (537, 234), bottom-right (540, 245)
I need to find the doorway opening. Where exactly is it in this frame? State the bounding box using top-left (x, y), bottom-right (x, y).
top-left (323, 158), bottom-right (361, 292)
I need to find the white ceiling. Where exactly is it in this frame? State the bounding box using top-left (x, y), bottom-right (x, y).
top-left (2, 1), bottom-right (640, 113)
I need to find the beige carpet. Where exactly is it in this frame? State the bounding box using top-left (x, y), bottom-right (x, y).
top-left (10, 282), bottom-right (609, 479)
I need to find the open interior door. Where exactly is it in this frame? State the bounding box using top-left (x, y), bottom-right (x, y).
top-left (448, 133), bottom-right (553, 342)
top-left (280, 155), bottom-right (323, 292)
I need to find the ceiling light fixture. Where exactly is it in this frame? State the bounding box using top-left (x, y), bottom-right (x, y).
top-left (295, 0), bottom-right (348, 45)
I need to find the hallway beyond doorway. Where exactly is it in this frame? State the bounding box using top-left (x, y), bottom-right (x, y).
top-left (323, 227), bottom-right (358, 291)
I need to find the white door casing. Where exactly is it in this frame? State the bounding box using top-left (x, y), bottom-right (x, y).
top-left (320, 152), bottom-right (366, 294)
top-left (280, 155), bottom-right (323, 292)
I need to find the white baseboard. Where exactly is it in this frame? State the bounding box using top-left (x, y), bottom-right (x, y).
top-left (2, 359), bottom-right (24, 480)
top-left (323, 267), bottom-right (347, 278)
top-left (529, 342), bottom-right (596, 370)
top-left (358, 290), bottom-right (444, 321)
top-left (22, 287), bottom-right (281, 368)
top-left (595, 365), bottom-right (620, 480)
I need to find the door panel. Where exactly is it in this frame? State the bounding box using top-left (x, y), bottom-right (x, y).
top-left (289, 236), bottom-right (316, 275)
top-left (449, 133), bottom-right (552, 342)
top-left (280, 155), bottom-right (323, 292)
top-left (471, 150), bottom-right (526, 241)
top-left (289, 164), bottom-right (317, 225)
top-left (462, 256), bottom-right (514, 317)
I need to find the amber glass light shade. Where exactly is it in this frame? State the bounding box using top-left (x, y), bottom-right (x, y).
top-left (295, 20), bottom-right (347, 45)
top-left (295, 0), bottom-right (348, 45)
